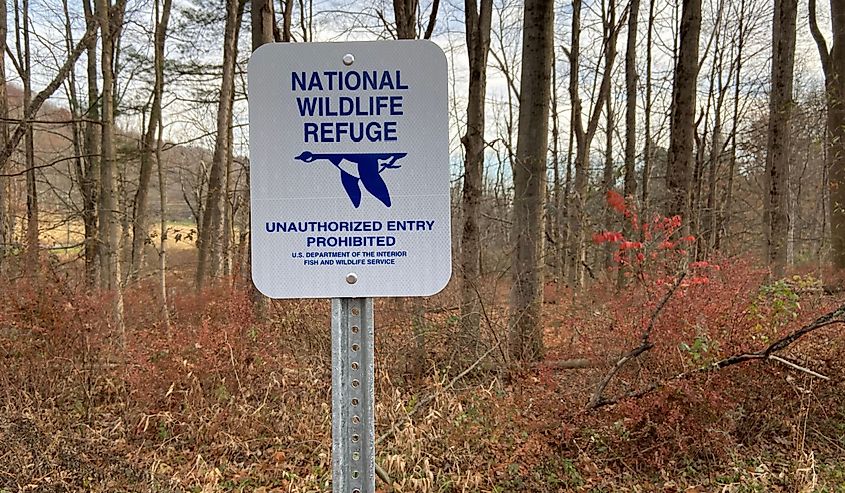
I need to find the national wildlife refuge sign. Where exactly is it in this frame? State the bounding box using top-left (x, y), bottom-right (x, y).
top-left (248, 41), bottom-right (452, 299)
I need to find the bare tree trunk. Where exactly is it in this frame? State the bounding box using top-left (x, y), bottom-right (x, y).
top-left (568, 0), bottom-right (586, 287)
top-left (248, 0), bottom-right (273, 318)
top-left (717, 0), bottom-right (746, 252)
top-left (621, 0), bottom-right (639, 289)
top-left (665, 0), bottom-right (701, 220)
top-left (81, 0), bottom-right (100, 286)
top-left (390, 0), bottom-right (440, 375)
top-left (568, 0), bottom-right (619, 287)
top-left (706, 23), bottom-right (728, 256)
top-left (98, 0), bottom-right (118, 288)
top-left (624, 0), bottom-right (639, 203)
top-left (460, 0), bottom-right (493, 354)
top-left (280, 0), bottom-right (293, 41)
top-left (97, 0), bottom-right (127, 340)
top-left (393, 0), bottom-right (417, 39)
top-left (509, 0), bottom-right (554, 362)
top-left (706, 124), bottom-right (722, 255)
top-left (156, 84), bottom-right (171, 330)
top-left (225, 0), bottom-right (245, 275)
top-left (296, 0), bottom-right (307, 41)
top-left (459, 0), bottom-right (493, 353)
top-left (810, 0), bottom-right (845, 269)
top-left (15, 0), bottom-right (38, 273)
top-left (150, 0), bottom-right (172, 329)
top-left (0, 0), bottom-right (7, 269)
top-left (62, 0), bottom-right (96, 286)
top-left (829, 0), bottom-right (845, 269)
top-left (693, 56), bottom-right (716, 259)
top-left (692, 110), bottom-right (707, 256)
top-left (252, 0), bottom-right (277, 47)
top-left (223, 5), bottom-right (244, 280)
top-left (118, 150), bottom-right (131, 278)
top-left (551, 59), bottom-right (564, 281)
top-left (130, 0), bottom-right (172, 281)
top-left (222, 94), bottom-right (234, 278)
top-left (569, 0), bottom-right (584, 287)
top-left (641, 0), bottom-right (655, 210)
top-left (602, 88), bottom-right (615, 271)
top-left (196, 0), bottom-right (243, 290)
top-left (392, 0), bottom-right (439, 40)
top-left (764, 0), bottom-right (797, 277)
top-left (563, 115), bottom-right (574, 279)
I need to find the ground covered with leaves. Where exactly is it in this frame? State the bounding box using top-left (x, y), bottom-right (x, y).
top-left (1, 253), bottom-right (844, 492)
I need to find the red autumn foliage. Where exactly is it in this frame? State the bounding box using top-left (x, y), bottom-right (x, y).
top-left (593, 192), bottom-right (720, 286)
top-left (606, 189), bottom-right (627, 214)
top-left (529, 193), bottom-right (845, 474)
top-left (0, 228), bottom-right (843, 490)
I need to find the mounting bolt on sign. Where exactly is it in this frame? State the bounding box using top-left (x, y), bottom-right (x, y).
top-left (248, 41), bottom-right (451, 492)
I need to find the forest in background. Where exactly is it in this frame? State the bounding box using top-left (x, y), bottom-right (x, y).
top-left (1, 0), bottom-right (845, 491)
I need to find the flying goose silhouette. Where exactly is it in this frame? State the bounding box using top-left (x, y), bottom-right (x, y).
top-left (295, 151), bottom-right (406, 208)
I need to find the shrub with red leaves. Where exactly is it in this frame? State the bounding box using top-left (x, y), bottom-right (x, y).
top-left (564, 193), bottom-right (844, 470)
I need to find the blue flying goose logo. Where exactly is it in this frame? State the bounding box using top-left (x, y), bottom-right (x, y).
top-left (295, 151), bottom-right (406, 208)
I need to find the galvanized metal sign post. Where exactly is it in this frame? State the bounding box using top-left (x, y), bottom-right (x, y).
top-left (248, 41), bottom-right (450, 492)
top-left (331, 298), bottom-right (375, 491)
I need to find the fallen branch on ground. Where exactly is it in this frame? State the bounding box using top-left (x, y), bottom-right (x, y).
top-left (592, 298), bottom-right (845, 408)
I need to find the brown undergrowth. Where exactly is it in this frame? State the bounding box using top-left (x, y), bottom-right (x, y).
top-left (0, 253), bottom-right (844, 492)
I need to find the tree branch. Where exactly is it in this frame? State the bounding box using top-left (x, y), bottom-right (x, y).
top-left (809, 0), bottom-right (831, 79)
top-left (422, 0), bottom-right (439, 39)
top-left (589, 273), bottom-right (686, 409)
top-left (0, 154), bottom-right (99, 178)
top-left (593, 299), bottom-right (845, 408)
top-left (0, 17), bottom-right (98, 172)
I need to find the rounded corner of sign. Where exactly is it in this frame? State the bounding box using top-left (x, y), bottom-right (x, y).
top-left (251, 274), bottom-right (280, 300)
top-left (247, 43), bottom-right (278, 71)
top-left (424, 269), bottom-right (452, 297)
top-left (418, 40), bottom-right (448, 67)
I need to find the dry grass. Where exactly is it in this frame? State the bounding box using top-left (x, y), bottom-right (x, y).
top-left (0, 254), bottom-right (844, 492)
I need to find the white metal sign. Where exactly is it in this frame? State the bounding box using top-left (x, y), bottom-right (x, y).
top-left (248, 41), bottom-right (452, 298)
